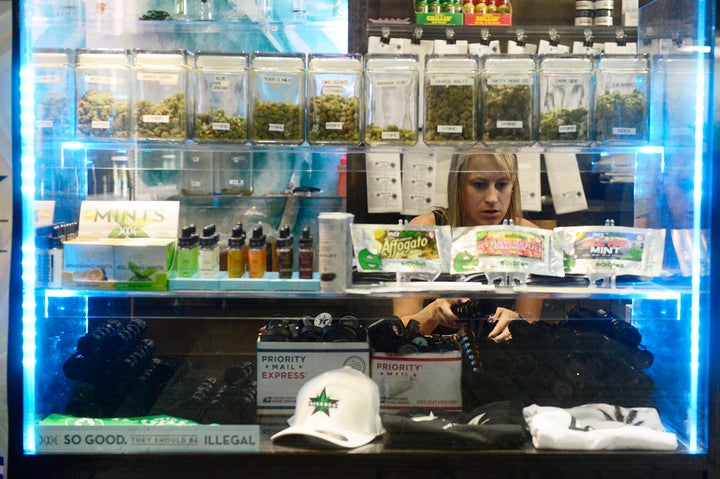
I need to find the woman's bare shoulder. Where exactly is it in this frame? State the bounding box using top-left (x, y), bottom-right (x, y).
top-left (409, 213), bottom-right (438, 226)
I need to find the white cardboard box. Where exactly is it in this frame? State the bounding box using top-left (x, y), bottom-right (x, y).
top-left (371, 351), bottom-right (463, 412)
top-left (256, 340), bottom-right (370, 415)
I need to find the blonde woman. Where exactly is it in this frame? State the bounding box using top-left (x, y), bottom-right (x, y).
top-left (393, 151), bottom-right (543, 340)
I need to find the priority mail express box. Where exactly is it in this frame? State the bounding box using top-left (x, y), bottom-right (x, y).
top-left (256, 340), bottom-right (370, 415)
top-left (371, 351), bottom-right (462, 412)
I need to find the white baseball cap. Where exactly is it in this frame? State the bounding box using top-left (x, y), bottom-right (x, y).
top-left (271, 366), bottom-right (384, 449)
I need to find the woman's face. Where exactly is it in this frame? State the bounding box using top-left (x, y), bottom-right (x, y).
top-left (460, 156), bottom-right (514, 226)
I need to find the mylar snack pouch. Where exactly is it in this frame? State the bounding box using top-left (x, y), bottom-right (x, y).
top-left (451, 225), bottom-right (564, 277)
top-left (555, 226), bottom-right (666, 278)
top-left (351, 224), bottom-right (452, 274)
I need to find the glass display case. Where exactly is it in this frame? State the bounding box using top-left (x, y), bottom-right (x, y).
top-left (9, 0), bottom-right (717, 477)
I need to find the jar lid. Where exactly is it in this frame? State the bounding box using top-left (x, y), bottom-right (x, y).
top-left (481, 54), bottom-right (536, 72)
top-left (597, 53), bottom-right (650, 70)
top-left (309, 53), bottom-right (363, 72)
top-left (77, 48), bottom-right (130, 66)
top-left (133, 49), bottom-right (188, 67)
top-left (539, 54), bottom-right (594, 71)
top-left (196, 52), bottom-right (249, 70)
top-left (366, 53), bottom-right (419, 70)
top-left (252, 52), bottom-right (306, 70)
top-left (32, 48), bottom-right (73, 67)
top-left (425, 54), bottom-right (478, 71)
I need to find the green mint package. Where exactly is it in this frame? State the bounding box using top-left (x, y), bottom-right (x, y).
top-left (555, 226), bottom-right (666, 278)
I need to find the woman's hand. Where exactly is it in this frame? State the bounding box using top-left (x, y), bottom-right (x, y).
top-left (487, 307), bottom-right (521, 342)
top-left (427, 298), bottom-right (469, 330)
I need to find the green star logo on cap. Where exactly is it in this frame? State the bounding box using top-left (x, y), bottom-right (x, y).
top-left (309, 388), bottom-right (338, 416)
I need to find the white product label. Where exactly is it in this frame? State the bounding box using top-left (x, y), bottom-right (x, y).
top-left (142, 115), bottom-right (170, 124)
top-left (552, 77), bottom-right (582, 86)
top-left (35, 75), bottom-right (60, 83)
top-left (612, 127), bottom-right (637, 135)
top-left (497, 121), bottom-right (523, 128)
top-left (229, 179), bottom-right (244, 186)
top-left (594, 0), bottom-right (614, 8)
top-left (212, 122), bottom-right (230, 131)
top-left (430, 75), bottom-right (474, 86)
top-left (381, 131), bottom-right (400, 140)
top-left (325, 122), bottom-right (343, 130)
top-left (86, 75), bottom-right (117, 85)
top-left (437, 125), bottom-right (462, 133)
top-left (559, 124), bottom-right (577, 133)
top-left (36, 120), bottom-right (54, 128)
top-left (376, 78), bottom-right (411, 87)
top-left (211, 80), bottom-right (230, 92)
top-left (488, 76), bottom-right (532, 86)
top-left (606, 77), bottom-right (637, 92)
top-left (263, 75), bottom-right (292, 84)
top-left (322, 86), bottom-right (345, 95)
top-left (138, 72), bottom-right (179, 86)
top-left (91, 120), bottom-right (110, 129)
top-left (268, 123), bottom-right (285, 132)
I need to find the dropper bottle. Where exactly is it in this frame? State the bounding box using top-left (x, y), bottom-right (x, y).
top-left (276, 224), bottom-right (293, 279)
top-left (298, 225), bottom-right (314, 279)
top-left (227, 224), bottom-right (248, 278)
top-left (199, 224), bottom-right (220, 278)
top-left (248, 225), bottom-right (267, 278)
top-left (176, 225), bottom-right (199, 277)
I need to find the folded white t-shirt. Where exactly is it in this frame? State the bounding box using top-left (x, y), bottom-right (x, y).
top-left (523, 403), bottom-right (678, 450)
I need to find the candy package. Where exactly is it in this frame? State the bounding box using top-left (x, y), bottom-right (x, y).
top-left (351, 224), bottom-right (452, 274)
top-left (555, 226), bottom-right (666, 278)
top-left (451, 225), bottom-right (564, 279)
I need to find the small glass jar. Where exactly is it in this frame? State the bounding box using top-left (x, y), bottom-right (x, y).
top-left (193, 52), bottom-right (249, 144)
top-left (131, 49), bottom-right (190, 142)
top-left (181, 150), bottom-right (214, 196)
top-left (75, 49), bottom-right (131, 141)
top-left (594, 54), bottom-right (650, 145)
top-left (365, 54), bottom-right (419, 147)
top-left (650, 54), bottom-right (697, 146)
top-left (423, 54), bottom-right (478, 146)
top-left (250, 52), bottom-right (306, 145)
top-left (480, 54), bottom-right (537, 146)
top-left (538, 54), bottom-right (593, 146)
top-left (307, 53), bottom-right (363, 146)
top-left (33, 48), bottom-right (74, 141)
top-left (214, 151), bottom-right (253, 195)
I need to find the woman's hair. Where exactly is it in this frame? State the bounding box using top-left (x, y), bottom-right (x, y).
top-left (443, 151), bottom-right (523, 227)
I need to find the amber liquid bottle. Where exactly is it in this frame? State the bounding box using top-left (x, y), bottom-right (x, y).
top-left (248, 226), bottom-right (267, 278)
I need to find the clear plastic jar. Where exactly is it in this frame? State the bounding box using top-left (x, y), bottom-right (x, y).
top-left (594, 54), bottom-right (650, 145)
top-left (193, 52), bottom-right (249, 144)
top-left (650, 54), bottom-right (697, 146)
top-left (423, 54), bottom-right (478, 146)
top-left (250, 52), bottom-right (306, 145)
top-left (33, 48), bottom-right (74, 141)
top-left (480, 54), bottom-right (537, 146)
top-left (307, 53), bottom-right (363, 146)
top-left (365, 54), bottom-right (419, 147)
top-left (181, 150), bottom-right (214, 196)
top-left (538, 54), bottom-right (593, 146)
top-left (132, 49), bottom-right (190, 142)
top-left (214, 151), bottom-right (253, 195)
top-left (75, 49), bottom-right (131, 141)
